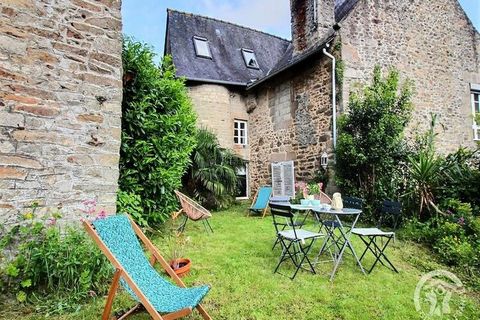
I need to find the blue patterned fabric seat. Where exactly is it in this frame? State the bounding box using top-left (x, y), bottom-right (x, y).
top-left (93, 215), bottom-right (210, 313)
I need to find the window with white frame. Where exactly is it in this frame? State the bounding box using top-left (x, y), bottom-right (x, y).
top-left (241, 49), bottom-right (259, 69)
top-left (234, 120), bottom-right (247, 145)
top-left (471, 84), bottom-right (480, 140)
top-left (193, 36), bottom-right (212, 59)
top-left (236, 164), bottom-right (248, 198)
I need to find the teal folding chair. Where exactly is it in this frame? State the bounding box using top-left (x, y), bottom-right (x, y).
top-left (248, 186), bottom-right (272, 217)
top-left (83, 215), bottom-right (211, 320)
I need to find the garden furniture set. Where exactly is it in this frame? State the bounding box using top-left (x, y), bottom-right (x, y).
top-left (270, 194), bottom-right (401, 280)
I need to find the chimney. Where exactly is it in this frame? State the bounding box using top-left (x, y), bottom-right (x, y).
top-left (290, 0), bottom-right (335, 55)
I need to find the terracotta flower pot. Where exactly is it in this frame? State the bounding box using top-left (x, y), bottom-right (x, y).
top-left (169, 258), bottom-right (191, 277)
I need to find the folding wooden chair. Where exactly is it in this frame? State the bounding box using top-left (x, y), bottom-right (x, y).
top-left (270, 203), bottom-right (323, 280)
top-left (83, 215), bottom-right (212, 320)
top-left (248, 186), bottom-right (272, 218)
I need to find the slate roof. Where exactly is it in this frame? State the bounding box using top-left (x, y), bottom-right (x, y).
top-left (165, 9), bottom-right (290, 86)
top-left (165, 1), bottom-right (359, 87)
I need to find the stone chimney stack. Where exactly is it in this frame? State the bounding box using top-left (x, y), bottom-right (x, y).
top-left (290, 0), bottom-right (335, 55)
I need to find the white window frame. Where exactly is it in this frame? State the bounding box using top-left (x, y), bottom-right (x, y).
top-left (193, 36), bottom-right (212, 59)
top-left (241, 49), bottom-right (259, 69)
top-left (471, 88), bottom-right (480, 141)
top-left (234, 120), bottom-right (248, 146)
top-left (271, 161), bottom-right (295, 198)
top-left (235, 164), bottom-right (249, 200)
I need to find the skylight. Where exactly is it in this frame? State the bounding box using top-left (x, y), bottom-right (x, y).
top-left (241, 49), bottom-right (259, 69)
top-left (193, 36), bottom-right (211, 58)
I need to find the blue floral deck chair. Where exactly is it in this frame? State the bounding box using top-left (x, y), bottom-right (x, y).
top-left (83, 215), bottom-right (211, 320)
top-left (248, 186), bottom-right (273, 218)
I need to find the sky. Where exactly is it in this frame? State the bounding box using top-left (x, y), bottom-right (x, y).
top-left (122, 0), bottom-right (480, 60)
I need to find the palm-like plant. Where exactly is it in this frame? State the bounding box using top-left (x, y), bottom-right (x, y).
top-left (405, 115), bottom-right (448, 219)
top-left (183, 129), bottom-right (245, 209)
top-left (406, 150), bottom-right (444, 218)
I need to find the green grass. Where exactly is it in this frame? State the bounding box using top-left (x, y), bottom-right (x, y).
top-left (2, 203), bottom-right (479, 319)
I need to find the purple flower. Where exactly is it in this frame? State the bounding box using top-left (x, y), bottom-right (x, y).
top-left (96, 209), bottom-right (107, 220)
top-left (457, 217), bottom-right (465, 226)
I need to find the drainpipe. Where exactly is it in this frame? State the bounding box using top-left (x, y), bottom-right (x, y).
top-left (322, 43), bottom-right (336, 149)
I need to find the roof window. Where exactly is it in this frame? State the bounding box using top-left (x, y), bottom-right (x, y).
top-left (241, 49), bottom-right (259, 69)
top-left (193, 36), bottom-right (212, 58)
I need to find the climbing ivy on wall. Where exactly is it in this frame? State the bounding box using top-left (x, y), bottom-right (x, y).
top-left (118, 38), bottom-right (197, 225)
top-left (333, 40), bottom-right (344, 103)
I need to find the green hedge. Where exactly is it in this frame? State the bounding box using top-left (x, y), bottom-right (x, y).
top-left (119, 38), bottom-right (197, 225)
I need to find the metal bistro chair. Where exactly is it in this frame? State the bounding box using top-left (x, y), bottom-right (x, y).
top-left (270, 203), bottom-right (323, 280)
top-left (378, 200), bottom-right (402, 231)
top-left (352, 200), bottom-right (401, 274)
top-left (270, 198), bottom-right (306, 250)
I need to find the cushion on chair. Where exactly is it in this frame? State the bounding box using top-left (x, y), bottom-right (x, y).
top-left (352, 227), bottom-right (394, 236)
top-left (93, 215), bottom-right (209, 313)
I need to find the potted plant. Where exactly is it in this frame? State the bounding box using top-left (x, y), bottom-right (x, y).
top-left (167, 231), bottom-right (191, 277)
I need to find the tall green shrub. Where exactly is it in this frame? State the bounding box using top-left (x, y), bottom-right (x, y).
top-left (182, 129), bottom-right (245, 209)
top-left (335, 67), bottom-right (413, 220)
top-left (119, 39), bottom-right (197, 225)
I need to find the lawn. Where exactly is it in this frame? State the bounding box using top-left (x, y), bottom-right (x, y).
top-left (2, 203), bottom-right (479, 319)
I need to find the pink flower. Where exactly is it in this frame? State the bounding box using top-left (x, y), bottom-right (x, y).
top-left (458, 217), bottom-right (465, 226)
top-left (96, 209), bottom-right (107, 220)
top-left (47, 218), bottom-right (57, 226)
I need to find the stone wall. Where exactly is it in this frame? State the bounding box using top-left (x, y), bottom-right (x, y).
top-left (187, 83), bottom-right (250, 161)
top-left (248, 57), bottom-right (333, 194)
top-left (290, 0), bottom-right (335, 55)
top-left (0, 0), bottom-right (123, 224)
top-left (339, 0), bottom-right (480, 153)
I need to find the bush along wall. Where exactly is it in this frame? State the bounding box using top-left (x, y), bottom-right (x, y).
top-left (0, 203), bottom-right (112, 313)
top-left (119, 38), bottom-right (197, 225)
top-left (335, 66), bottom-right (413, 221)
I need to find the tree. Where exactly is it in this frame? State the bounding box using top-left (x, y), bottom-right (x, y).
top-left (335, 66), bottom-right (413, 220)
top-left (118, 38), bottom-right (197, 225)
top-left (182, 129), bottom-right (245, 209)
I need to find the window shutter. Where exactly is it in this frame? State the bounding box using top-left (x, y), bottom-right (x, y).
top-left (271, 161), bottom-right (295, 197)
top-left (282, 161), bottom-right (295, 197)
top-left (271, 163), bottom-right (283, 197)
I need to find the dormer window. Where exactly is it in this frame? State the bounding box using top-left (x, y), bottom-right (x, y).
top-left (241, 49), bottom-right (259, 69)
top-left (193, 36), bottom-right (212, 59)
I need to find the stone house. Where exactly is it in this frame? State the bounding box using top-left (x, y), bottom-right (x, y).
top-left (0, 0), bottom-right (123, 223)
top-left (165, 0), bottom-right (480, 199)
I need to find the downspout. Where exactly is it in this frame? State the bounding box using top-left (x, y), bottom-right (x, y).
top-left (322, 43), bottom-right (336, 149)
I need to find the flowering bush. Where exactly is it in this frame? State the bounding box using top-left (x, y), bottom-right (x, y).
top-left (0, 202), bottom-right (111, 313)
top-left (402, 198), bottom-right (480, 288)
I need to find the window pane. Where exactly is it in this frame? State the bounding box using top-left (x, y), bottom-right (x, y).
top-left (234, 137), bottom-right (238, 143)
top-left (475, 102), bottom-right (480, 113)
top-left (234, 122), bottom-right (239, 129)
top-left (241, 49), bottom-right (259, 69)
top-left (193, 37), bottom-right (211, 58)
top-left (240, 122), bottom-right (245, 129)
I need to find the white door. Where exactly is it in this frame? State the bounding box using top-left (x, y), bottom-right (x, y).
top-left (271, 161), bottom-right (295, 198)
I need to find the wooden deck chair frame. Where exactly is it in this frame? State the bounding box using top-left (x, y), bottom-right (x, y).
top-left (83, 216), bottom-right (211, 320)
top-left (248, 187), bottom-right (269, 218)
